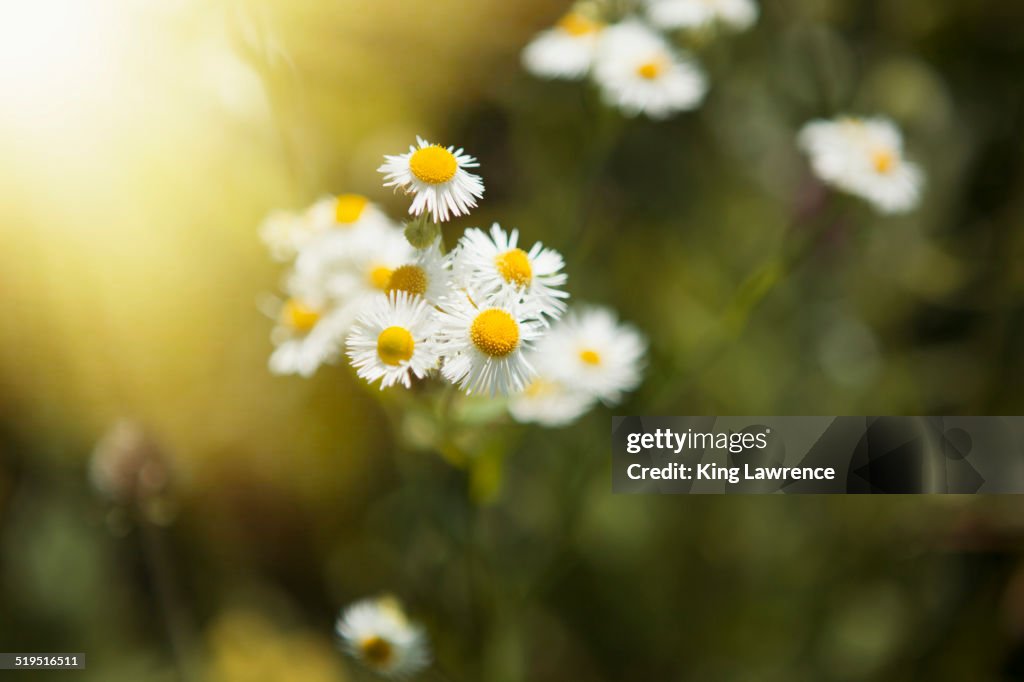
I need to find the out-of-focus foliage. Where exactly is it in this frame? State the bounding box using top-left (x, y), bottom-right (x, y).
top-left (1, 0), bottom-right (1024, 680)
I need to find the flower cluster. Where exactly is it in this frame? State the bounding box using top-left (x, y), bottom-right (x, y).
top-left (522, 1), bottom-right (758, 119)
top-left (260, 137), bottom-right (646, 426)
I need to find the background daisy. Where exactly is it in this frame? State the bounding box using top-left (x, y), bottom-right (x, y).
top-left (508, 375), bottom-right (595, 427)
top-left (593, 20), bottom-right (708, 119)
top-left (534, 306), bottom-right (647, 404)
top-left (268, 299), bottom-right (352, 377)
top-left (646, 0), bottom-right (759, 31)
top-left (521, 10), bottom-right (605, 80)
top-left (799, 116), bottom-right (924, 214)
top-left (336, 596), bottom-right (430, 678)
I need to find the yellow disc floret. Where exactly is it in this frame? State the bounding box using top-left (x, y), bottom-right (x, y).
top-left (636, 58), bottom-right (666, 80)
top-left (335, 194), bottom-right (369, 224)
top-left (281, 299), bottom-right (320, 332)
top-left (494, 248), bottom-right (533, 288)
top-left (470, 309), bottom-right (520, 358)
top-left (409, 145), bottom-right (458, 185)
top-left (558, 12), bottom-right (602, 36)
top-left (871, 148), bottom-right (896, 174)
top-left (387, 264), bottom-right (428, 296)
top-left (377, 326), bottom-right (415, 366)
top-left (579, 349), bottom-right (602, 366)
top-left (368, 265), bottom-right (393, 291)
top-left (359, 635), bottom-right (394, 669)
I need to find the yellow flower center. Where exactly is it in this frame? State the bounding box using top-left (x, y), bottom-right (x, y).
top-left (557, 12), bottom-right (602, 36)
top-left (387, 264), bottom-right (428, 296)
top-left (359, 635), bottom-right (394, 668)
top-left (368, 265), bottom-right (393, 291)
top-left (377, 326), bottom-right (415, 366)
top-left (281, 299), bottom-right (320, 332)
top-left (409, 145), bottom-right (458, 185)
top-left (494, 248), bottom-right (532, 288)
top-left (470, 309), bottom-right (519, 358)
top-left (335, 194), bottom-right (369, 224)
top-left (579, 349), bottom-right (602, 365)
top-left (871, 148), bottom-right (896, 174)
top-left (636, 57), bottom-right (666, 80)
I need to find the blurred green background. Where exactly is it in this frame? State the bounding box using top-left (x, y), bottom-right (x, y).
top-left (1, 0), bottom-right (1024, 680)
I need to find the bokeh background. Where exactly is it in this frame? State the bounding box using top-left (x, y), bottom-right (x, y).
top-left (2, 0), bottom-right (1024, 680)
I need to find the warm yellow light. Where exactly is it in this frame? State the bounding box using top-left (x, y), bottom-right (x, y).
top-left (0, 0), bottom-right (120, 111)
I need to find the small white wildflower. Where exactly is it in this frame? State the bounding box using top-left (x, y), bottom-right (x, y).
top-left (336, 596), bottom-right (430, 678)
top-left (378, 137), bottom-right (485, 223)
top-left (799, 116), bottom-right (924, 214)
top-left (593, 20), bottom-right (707, 119)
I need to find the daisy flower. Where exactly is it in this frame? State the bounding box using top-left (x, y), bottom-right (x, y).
top-left (336, 596), bottom-right (430, 678)
top-left (645, 0), bottom-right (759, 31)
top-left (346, 292), bottom-right (441, 389)
top-left (260, 194), bottom-right (393, 262)
top-left (508, 376), bottom-right (595, 427)
top-left (288, 221), bottom-right (413, 309)
top-left (385, 240), bottom-right (453, 306)
top-left (798, 116), bottom-right (924, 214)
top-left (535, 306), bottom-right (647, 404)
top-left (593, 20), bottom-right (708, 120)
top-left (378, 136), bottom-right (485, 223)
top-left (453, 224), bottom-right (568, 321)
top-left (268, 298), bottom-right (352, 377)
top-left (436, 290), bottom-right (541, 396)
top-left (522, 10), bottom-right (605, 80)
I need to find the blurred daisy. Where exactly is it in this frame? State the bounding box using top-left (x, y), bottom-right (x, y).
top-left (346, 292), bottom-right (441, 389)
top-left (269, 298), bottom-right (352, 377)
top-left (536, 306), bottom-right (646, 403)
top-left (646, 0), bottom-right (758, 31)
top-left (453, 224), bottom-right (568, 321)
top-left (798, 116), bottom-right (924, 214)
top-left (378, 137), bottom-right (485, 223)
top-left (260, 194), bottom-right (393, 261)
top-left (259, 209), bottom-right (304, 262)
top-left (593, 20), bottom-right (707, 119)
top-left (522, 10), bottom-right (605, 80)
top-left (386, 240), bottom-right (453, 306)
top-left (508, 376), bottom-right (594, 427)
top-left (289, 222), bottom-right (413, 309)
top-left (336, 596), bottom-right (429, 678)
top-left (437, 290), bottom-right (541, 396)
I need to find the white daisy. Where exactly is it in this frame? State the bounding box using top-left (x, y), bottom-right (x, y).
top-left (385, 239), bottom-right (453, 306)
top-left (436, 290), bottom-right (541, 396)
top-left (508, 376), bottom-right (595, 427)
top-left (453, 224), bottom-right (568, 321)
top-left (336, 596), bottom-right (430, 678)
top-left (646, 0), bottom-right (759, 31)
top-left (260, 194), bottom-right (393, 262)
top-left (535, 306), bottom-right (646, 403)
top-left (522, 10), bottom-right (605, 80)
top-left (378, 137), bottom-right (485, 223)
top-left (346, 292), bottom-right (441, 390)
top-left (259, 208), bottom-right (304, 262)
top-left (593, 20), bottom-right (708, 120)
top-left (268, 298), bottom-right (352, 377)
top-left (798, 116), bottom-right (924, 214)
top-left (288, 220), bottom-right (413, 309)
